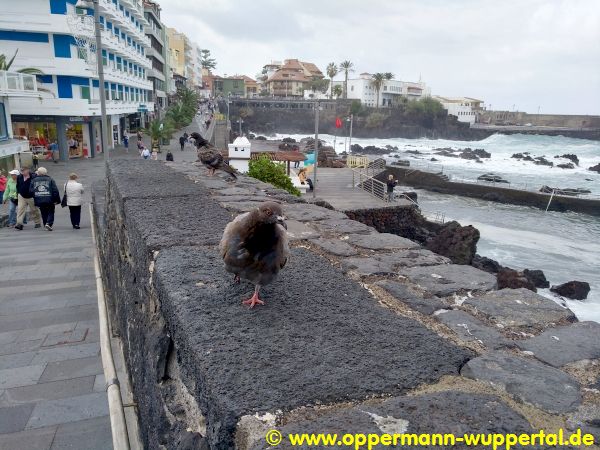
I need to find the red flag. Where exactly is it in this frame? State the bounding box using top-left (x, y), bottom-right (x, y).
top-left (335, 117), bottom-right (342, 128)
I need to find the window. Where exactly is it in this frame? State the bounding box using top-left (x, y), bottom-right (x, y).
top-left (0, 102), bottom-right (8, 141)
top-left (80, 86), bottom-right (90, 101)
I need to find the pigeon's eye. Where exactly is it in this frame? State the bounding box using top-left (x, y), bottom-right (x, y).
top-left (264, 209), bottom-right (272, 216)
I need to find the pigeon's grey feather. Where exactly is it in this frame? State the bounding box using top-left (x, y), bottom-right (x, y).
top-left (190, 132), bottom-right (237, 178)
top-left (220, 202), bottom-right (289, 292)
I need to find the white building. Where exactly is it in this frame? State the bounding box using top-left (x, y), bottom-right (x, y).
top-left (0, 0), bottom-right (153, 160)
top-left (0, 71), bottom-right (39, 172)
top-left (332, 73), bottom-right (430, 107)
top-left (432, 96), bottom-right (484, 124)
top-left (227, 136), bottom-right (251, 173)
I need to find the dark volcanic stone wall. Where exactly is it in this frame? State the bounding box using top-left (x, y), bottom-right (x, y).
top-left (96, 160), bottom-right (474, 449)
top-left (94, 159), bottom-right (597, 450)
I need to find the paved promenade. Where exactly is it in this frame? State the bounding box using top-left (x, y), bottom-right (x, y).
top-left (0, 118), bottom-right (206, 449)
top-left (0, 156), bottom-right (113, 449)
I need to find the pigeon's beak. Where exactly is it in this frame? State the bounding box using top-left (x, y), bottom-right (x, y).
top-left (276, 215), bottom-right (287, 230)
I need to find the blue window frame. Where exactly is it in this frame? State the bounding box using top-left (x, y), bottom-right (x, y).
top-left (0, 102), bottom-right (8, 141)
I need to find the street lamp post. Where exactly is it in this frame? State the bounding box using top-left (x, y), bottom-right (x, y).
top-left (76, 0), bottom-right (109, 161)
top-left (312, 100), bottom-right (319, 199)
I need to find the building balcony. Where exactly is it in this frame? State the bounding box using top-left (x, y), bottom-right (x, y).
top-left (10, 96), bottom-right (154, 117)
top-left (147, 68), bottom-right (166, 82)
top-left (145, 47), bottom-right (165, 65)
top-left (0, 71), bottom-right (40, 97)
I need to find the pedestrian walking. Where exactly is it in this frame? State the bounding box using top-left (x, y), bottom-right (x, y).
top-left (48, 141), bottom-right (59, 163)
top-left (29, 167), bottom-right (60, 231)
top-left (386, 174), bottom-right (398, 202)
top-left (15, 166), bottom-right (42, 230)
top-left (137, 130), bottom-right (142, 142)
top-left (2, 169), bottom-right (19, 227)
top-left (179, 135), bottom-right (185, 151)
top-left (0, 170), bottom-right (6, 200)
top-left (123, 134), bottom-right (129, 152)
top-left (64, 173), bottom-right (84, 229)
top-left (32, 152), bottom-right (39, 169)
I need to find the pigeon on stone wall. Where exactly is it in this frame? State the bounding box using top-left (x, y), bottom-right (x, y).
top-left (219, 202), bottom-right (289, 308)
top-left (190, 132), bottom-right (237, 179)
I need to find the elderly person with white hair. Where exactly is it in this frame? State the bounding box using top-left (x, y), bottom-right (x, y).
top-left (29, 167), bottom-right (61, 231)
top-left (64, 172), bottom-right (84, 229)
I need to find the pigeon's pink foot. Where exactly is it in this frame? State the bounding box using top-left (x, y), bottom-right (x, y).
top-left (242, 292), bottom-right (265, 308)
top-left (233, 274), bottom-right (240, 284)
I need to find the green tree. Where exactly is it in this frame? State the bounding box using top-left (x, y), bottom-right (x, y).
top-left (0, 49), bottom-right (44, 74)
top-left (339, 60), bottom-right (354, 99)
top-left (371, 73), bottom-right (385, 108)
top-left (404, 97), bottom-right (446, 128)
top-left (366, 112), bottom-right (386, 128)
top-left (165, 103), bottom-right (192, 128)
top-left (146, 118), bottom-right (174, 150)
top-left (326, 62), bottom-right (338, 99)
top-left (332, 84), bottom-right (343, 99)
top-left (350, 100), bottom-right (362, 115)
top-left (200, 49), bottom-right (217, 70)
top-left (248, 155), bottom-right (301, 196)
top-left (306, 78), bottom-right (329, 95)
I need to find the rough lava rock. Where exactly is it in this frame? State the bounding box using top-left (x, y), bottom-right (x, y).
top-left (471, 254), bottom-right (503, 273)
top-left (497, 268), bottom-right (537, 292)
top-left (463, 288), bottom-right (577, 330)
top-left (523, 269), bottom-right (550, 288)
top-left (436, 309), bottom-right (514, 350)
top-left (461, 351), bottom-right (581, 414)
top-left (555, 154), bottom-right (579, 165)
top-left (398, 264), bottom-right (497, 297)
top-left (425, 221), bottom-right (480, 265)
top-left (589, 163), bottom-right (600, 173)
top-left (557, 162), bottom-right (575, 169)
top-left (375, 280), bottom-right (444, 315)
top-left (550, 281), bottom-right (591, 300)
top-left (517, 321), bottom-right (600, 367)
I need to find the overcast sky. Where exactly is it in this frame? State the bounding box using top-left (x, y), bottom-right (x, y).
top-left (159, 0), bottom-right (600, 115)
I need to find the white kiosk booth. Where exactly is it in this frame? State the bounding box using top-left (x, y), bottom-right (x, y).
top-left (227, 136), bottom-right (252, 173)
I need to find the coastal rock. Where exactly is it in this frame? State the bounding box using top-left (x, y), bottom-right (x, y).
top-left (566, 404), bottom-right (600, 442)
top-left (309, 237), bottom-right (358, 257)
top-left (463, 288), bottom-right (577, 330)
top-left (342, 250), bottom-right (450, 277)
top-left (550, 281), bottom-right (591, 300)
top-left (557, 162), bottom-right (575, 169)
top-left (471, 254), bottom-right (503, 273)
top-left (398, 264), bottom-right (497, 297)
top-left (477, 173), bottom-right (509, 183)
top-left (350, 143), bottom-right (363, 153)
top-left (268, 391), bottom-right (534, 447)
top-left (497, 268), bottom-right (537, 292)
top-left (461, 351), bottom-right (581, 414)
top-left (425, 221), bottom-right (479, 265)
top-left (348, 232), bottom-right (420, 250)
top-left (391, 160), bottom-right (410, 166)
top-left (283, 203), bottom-right (347, 222)
top-left (459, 148), bottom-right (490, 160)
top-left (254, 135), bottom-right (267, 140)
top-left (539, 185), bottom-right (592, 196)
top-left (555, 154), bottom-right (579, 165)
top-left (375, 280), bottom-right (445, 315)
top-left (523, 269), bottom-right (550, 288)
top-left (534, 156), bottom-right (553, 167)
top-left (517, 322), bottom-right (600, 367)
top-left (313, 218), bottom-right (373, 235)
top-left (282, 137), bottom-right (297, 143)
top-left (362, 145), bottom-right (388, 155)
top-left (436, 309), bottom-right (514, 350)
top-left (589, 163), bottom-right (600, 173)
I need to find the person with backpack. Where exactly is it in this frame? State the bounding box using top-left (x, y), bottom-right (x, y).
top-left (29, 167), bottom-right (60, 231)
top-left (15, 166), bottom-right (42, 230)
top-left (166, 151), bottom-right (174, 162)
top-left (179, 135), bottom-right (185, 151)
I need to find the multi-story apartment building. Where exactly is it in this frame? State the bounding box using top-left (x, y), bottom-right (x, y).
top-left (333, 73), bottom-right (430, 107)
top-left (432, 96), bottom-right (484, 124)
top-left (0, 0), bottom-right (154, 160)
top-left (264, 59), bottom-right (324, 97)
top-left (166, 27), bottom-right (198, 90)
top-left (143, 0), bottom-right (169, 116)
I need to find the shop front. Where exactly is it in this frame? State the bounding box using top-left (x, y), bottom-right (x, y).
top-left (11, 115), bottom-right (102, 161)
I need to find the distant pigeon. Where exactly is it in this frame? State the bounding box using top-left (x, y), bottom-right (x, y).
top-left (219, 202), bottom-right (289, 307)
top-left (190, 132), bottom-right (237, 179)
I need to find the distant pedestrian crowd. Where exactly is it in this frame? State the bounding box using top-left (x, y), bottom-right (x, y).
top-left (1, 166), bottom-right (84, 231)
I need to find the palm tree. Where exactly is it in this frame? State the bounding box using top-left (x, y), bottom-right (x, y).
top-left (384, 72), bottom-right (394, 81)
top-left (0, 49), bottom-right (44, 74)
top-left (371, 73), bottom-right (386, 109)
top-left (339, 60), bottom-right (354, 99)
top-left (146, 118), bottom-right (174, 151)
top-left (326, 62), bottom-right (338, 99)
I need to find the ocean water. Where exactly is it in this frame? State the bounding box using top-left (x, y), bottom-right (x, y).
top-left (274, 132), bottom-right (600, 322)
